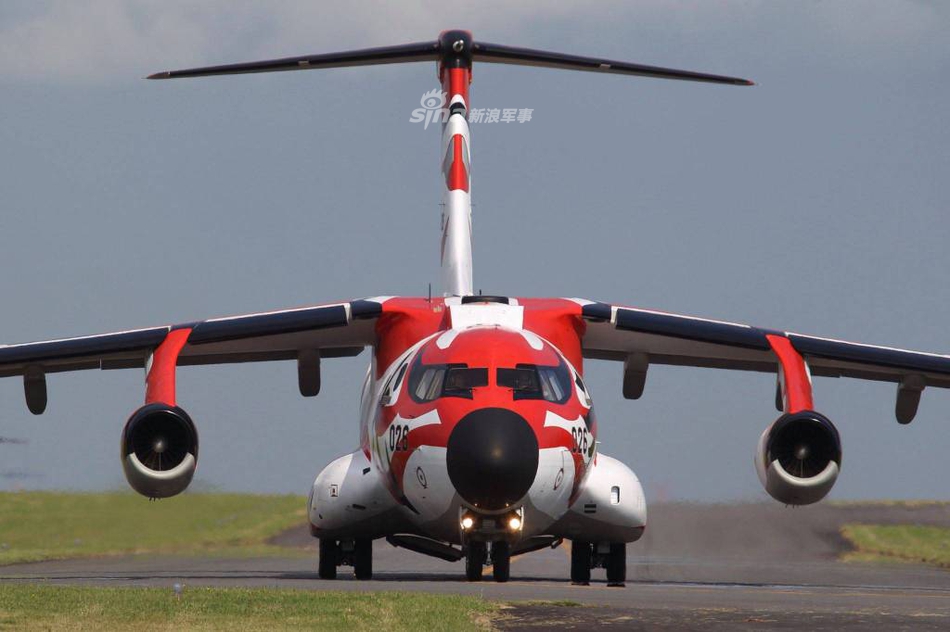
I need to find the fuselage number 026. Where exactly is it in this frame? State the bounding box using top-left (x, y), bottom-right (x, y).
top-left (389, 424), bottom-right (409, 452)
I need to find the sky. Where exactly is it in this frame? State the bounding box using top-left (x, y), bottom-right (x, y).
top-left (0, 1), bottom-right (948, 502)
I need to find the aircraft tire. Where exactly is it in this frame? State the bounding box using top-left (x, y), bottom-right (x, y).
top-left (354, 538), bottom-right (373, 580)
top-left (318, 539), bottom-right (338, 580)
top-left (491, 541), bottom-right (511, 583)
top-left (465, 541), bottom-right (486, 581)
top-left (605, 542), bottom-right (626, 587)
top-left (570, 540), bottom-right (591, 585)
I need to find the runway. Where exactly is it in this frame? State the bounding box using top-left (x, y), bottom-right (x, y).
top-left (3, 503), bottom-right (950, 629)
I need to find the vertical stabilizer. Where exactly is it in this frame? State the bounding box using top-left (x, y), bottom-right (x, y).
top-left (147, 31), bottom-right (751, 299)
top-left (438, 30), bottom-right (474, 297)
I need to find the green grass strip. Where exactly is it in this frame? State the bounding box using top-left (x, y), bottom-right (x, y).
top-left (841, 523), bottom-right (950, 568)
top-left (0, 584), bottom-right (495, 631)
top-left (0, 491), bottom-right (307, 565)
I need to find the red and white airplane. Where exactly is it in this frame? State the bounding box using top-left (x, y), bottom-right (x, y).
top-left (3, 31), bottom-right (946, 585)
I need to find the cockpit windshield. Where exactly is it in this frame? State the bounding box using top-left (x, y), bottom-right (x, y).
top-left (497, 361), bottom-right (572, 404)
top-left (408, 356), bottom-right (488, 402)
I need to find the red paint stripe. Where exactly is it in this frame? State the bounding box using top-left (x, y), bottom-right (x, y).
top-left (446, 134), bottom-right (469, 192)
top-left (145, 328), bottom-right (191, 406)
top-left (440, 65), bottom-right (470, 192)
top-left (766, 334), bottom-right (813, 413)
top-left (443, 67), bottom-right (470, 108)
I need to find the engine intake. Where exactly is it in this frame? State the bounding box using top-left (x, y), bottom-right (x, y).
top-left (121, 403), bottom-right (198, 499)
top-left (755, 411), bottom-right (841, 505)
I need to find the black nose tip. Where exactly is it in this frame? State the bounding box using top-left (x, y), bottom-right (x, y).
top-left (446, 408), bottom-right (539, 511)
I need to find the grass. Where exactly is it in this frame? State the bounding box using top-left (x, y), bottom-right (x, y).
top-left (0, 584), bottom-right (495, 631)
top-left (0, 491), bottom-right (308, 565)
top-left (841, 523), bottom-right (950, 568)
top-left (830, 500), bottom-right (950, 508)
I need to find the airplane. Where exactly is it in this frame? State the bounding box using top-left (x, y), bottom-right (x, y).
top-left (2, 30), bottom-right (946, 586)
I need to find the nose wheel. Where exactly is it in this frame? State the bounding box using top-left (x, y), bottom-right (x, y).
top-left (318, 538), bottom-right (338, 579)
top-left (317, 537), bottom-right (373, 580)
top-left (353, 538), bottom-right (373, 580)
top-left (465, 541), bottom-right (486, 581)
top-left (571, 540), bottom-right (626, 586)
top-left (570, 540), bottom-right (591, 585)
top-left (466, 540), bottom-right (512, 582)
top-left (605, 542), bottom-right (626, 587)
top-left (491, 540), bottom-right (511, 583)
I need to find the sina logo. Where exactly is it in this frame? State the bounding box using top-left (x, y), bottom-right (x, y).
top-left (409, 89), bottom-right (448, 129)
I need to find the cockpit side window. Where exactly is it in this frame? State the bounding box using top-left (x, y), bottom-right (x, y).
top-left (380, 360), bottom-right (409, 406)
top-left (408, 355), bottom-right (488, 402)
top-left (498, 359), bottom-right (572, 404)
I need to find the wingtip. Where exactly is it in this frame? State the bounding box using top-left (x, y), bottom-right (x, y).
top-left (741, 79), bottom-right (756, 86)
top-left (146, 72), bottom-right (170, 80)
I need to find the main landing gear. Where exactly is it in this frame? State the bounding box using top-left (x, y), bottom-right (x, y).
top-left (570, 540), bottom-right (626, 587)
top-left (465, 540), bottom-right (511, 582)
top-left (318, 538), bottom-right (373, 580)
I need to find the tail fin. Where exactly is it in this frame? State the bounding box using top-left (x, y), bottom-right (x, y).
top-left (148, 32), bottom-right (752, 297)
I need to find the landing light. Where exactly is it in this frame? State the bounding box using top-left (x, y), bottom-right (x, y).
top-left (461, 515), bottom-right (475, 530)
top-left (508, 516), bottom-right (522, 531)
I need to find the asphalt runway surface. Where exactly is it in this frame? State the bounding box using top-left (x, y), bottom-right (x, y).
top-left (3, 503), bottom-right (950, 630)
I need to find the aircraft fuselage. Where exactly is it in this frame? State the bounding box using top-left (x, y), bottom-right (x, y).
top-left (308, 297), bottom-right (646, 556)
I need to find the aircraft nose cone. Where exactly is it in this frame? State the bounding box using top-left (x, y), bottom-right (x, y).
top-left (446, 408), bottom-right (539, 511)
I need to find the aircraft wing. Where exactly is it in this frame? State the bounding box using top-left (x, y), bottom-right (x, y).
top-left (0, 298), bottom-right (383, 378)
top-left (578, 299), bottom-right (950, 416)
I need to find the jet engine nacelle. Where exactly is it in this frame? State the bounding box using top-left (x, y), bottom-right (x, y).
top-left (120, 403), bottom-right (199, 499)
top-left (755, 410), bottom-right (841, 505)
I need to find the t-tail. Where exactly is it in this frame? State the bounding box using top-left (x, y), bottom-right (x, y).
top-left (149, 30), bottom-right (753, 297)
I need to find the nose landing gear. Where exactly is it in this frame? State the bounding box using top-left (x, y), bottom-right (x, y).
top-left (570, 540), bottom-right (626, 587)
top-left (318, 537), bottom-right (373, 580)
top-left (464, 540), bottom-right (512, 582)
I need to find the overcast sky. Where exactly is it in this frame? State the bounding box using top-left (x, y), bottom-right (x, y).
top-left (1, 1), bottom-right (948, 502)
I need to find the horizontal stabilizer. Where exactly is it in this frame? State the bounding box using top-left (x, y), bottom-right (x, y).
top-left (147, 41), bottom-right (439, 79)
top-left (472, 41), bottom-right (753, 85)
top-left (148, 32), bottom-right (753, 86)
